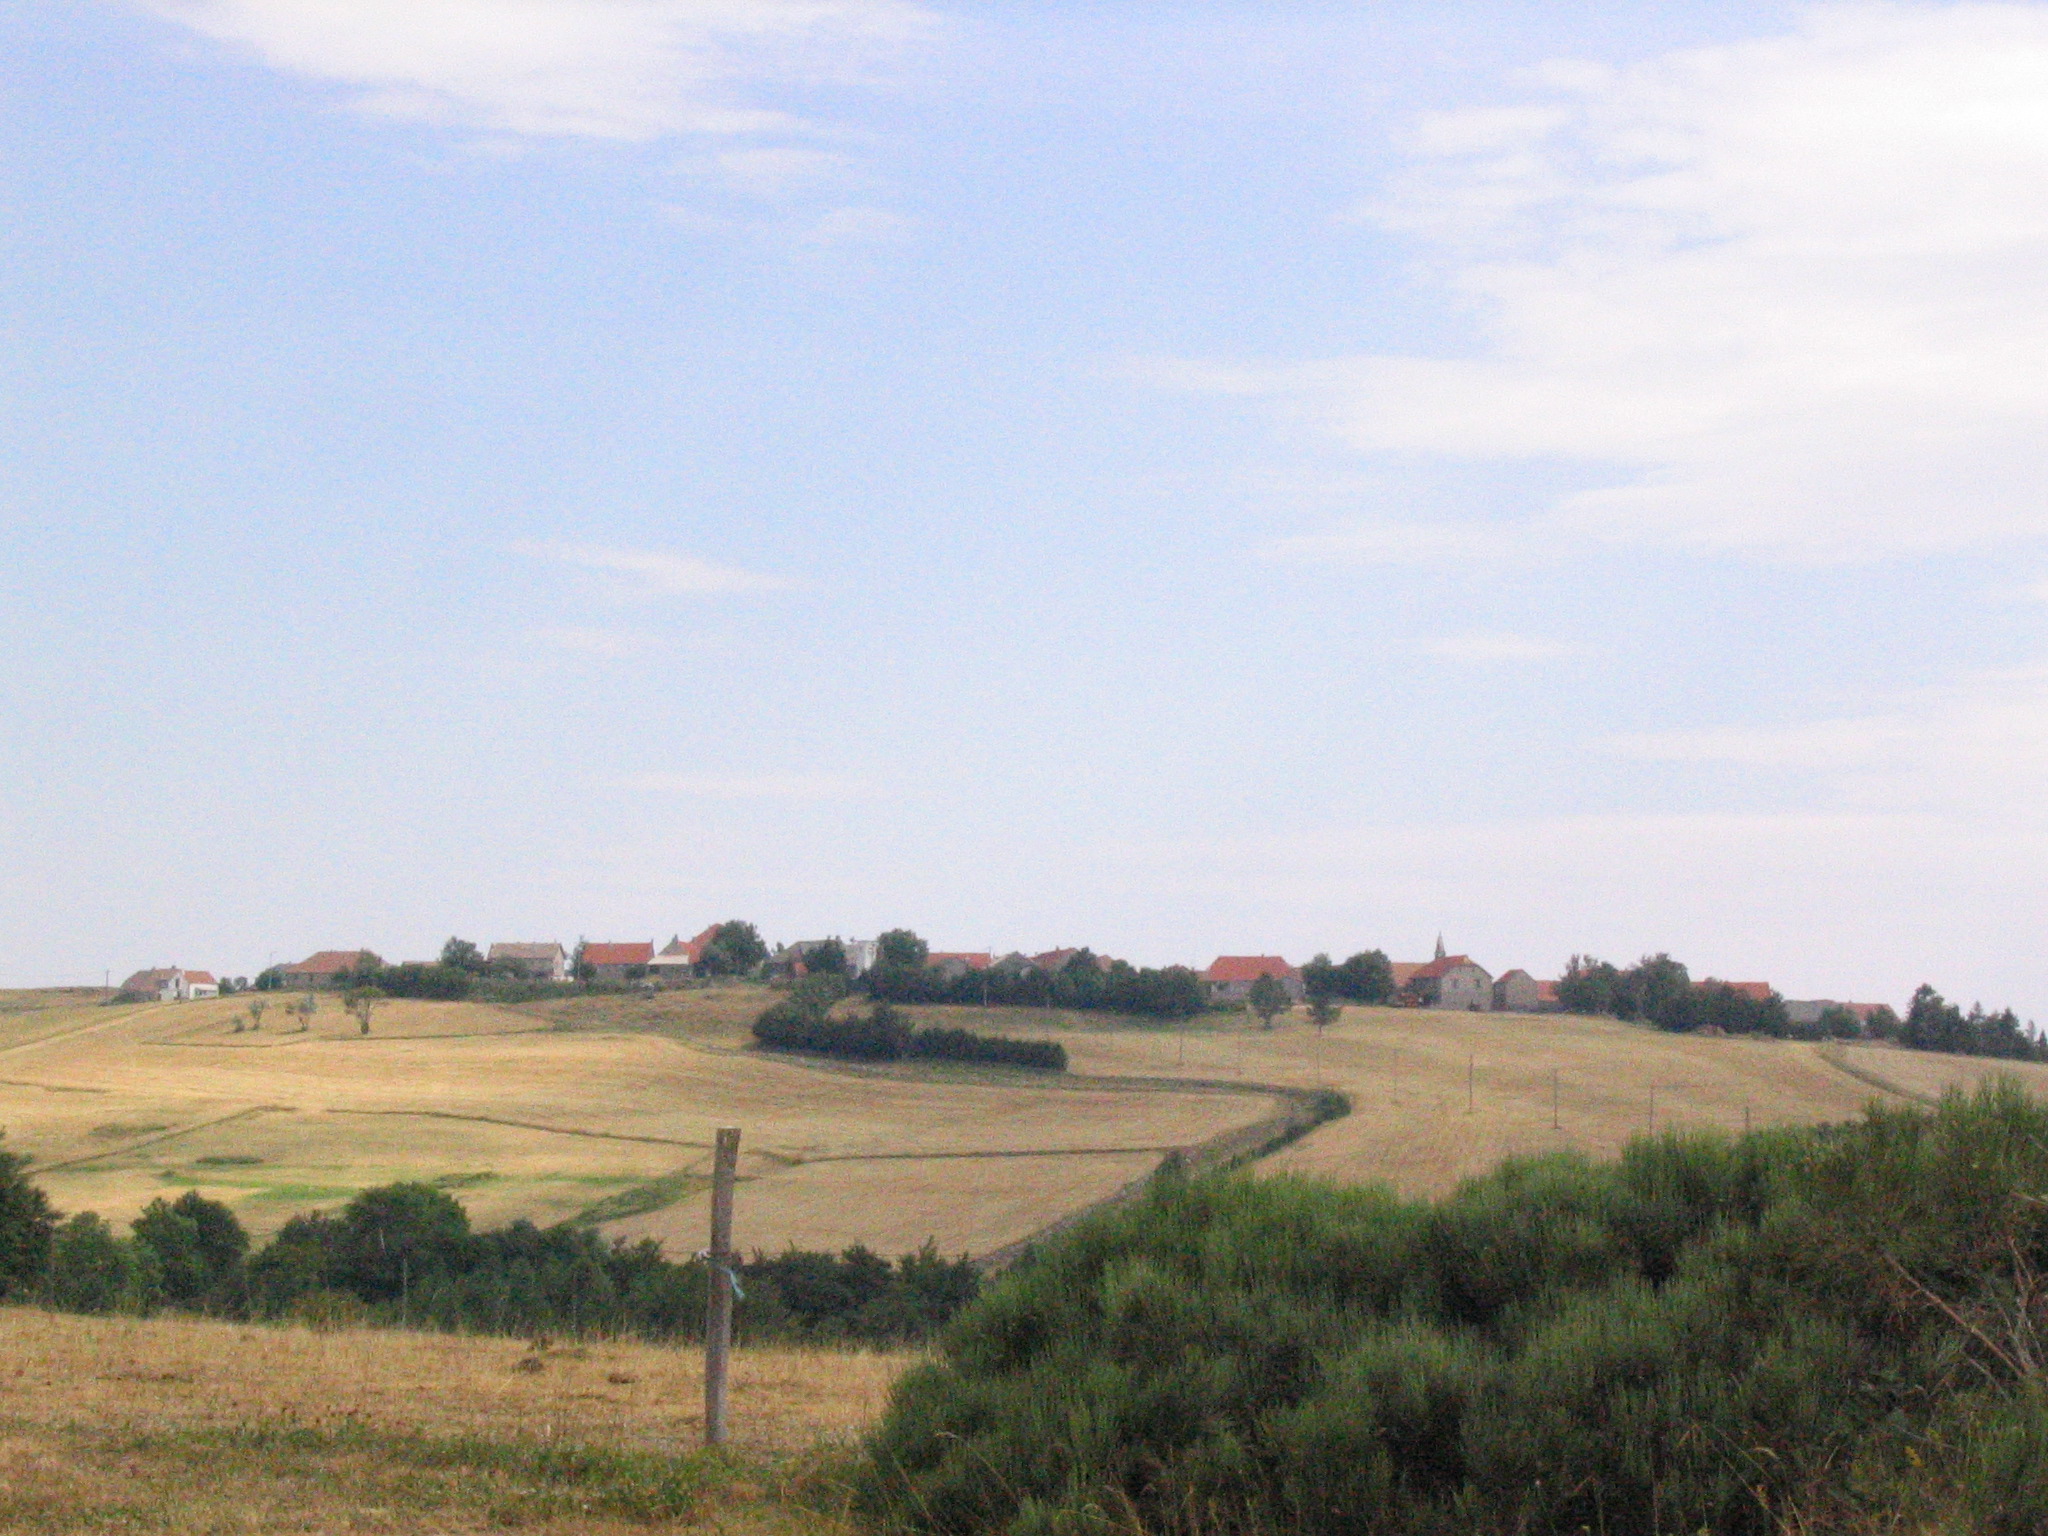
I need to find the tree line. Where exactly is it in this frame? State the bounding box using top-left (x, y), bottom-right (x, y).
top-left (1557, 952), bottom-right (2043, 1061)
top-left (853, 930), bottom-right (1206, 1020)
top-left (0, 1149), bottom-right (978, 1347)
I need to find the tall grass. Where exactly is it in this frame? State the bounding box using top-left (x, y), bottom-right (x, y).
top-left (860, 1080), bottom-right (2048, 1534)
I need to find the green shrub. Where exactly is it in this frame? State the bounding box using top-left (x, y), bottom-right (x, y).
top-left (860, 1081), bottom-right (2048, 1535)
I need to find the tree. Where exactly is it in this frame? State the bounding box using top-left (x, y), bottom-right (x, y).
top-left (246, 997), bottom-right (268, 1031)
top-left (440, 937), bottom-right (486, 973)
top-left (294, 993), bottom-right (317, 1031)
top-left (132, 1191), bottom-right (248, 1311)
top-left (332, 1183), bottom-right (472, 1304)
top-left (0, 1133), bottom-right (57, 1299)
top-left (343, 987), bottom-right (384, 1036)
top-left (806, 938), bottom-right (848, 976)
top-left (1248, 973), bottom-right (1290, 1029)
top-left (1307, 995), bottom-right (1341, 1033)
top-left (702, 921), bottom-right (769, 977)
top-left (876, 929), bottom-right (929, 971)
top-left (46, 1212), bottom-right (155, 1314)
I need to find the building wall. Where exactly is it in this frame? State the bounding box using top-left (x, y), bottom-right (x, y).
top-left (1494, 973), bottom-right (1543, 1012)
top-left (1428, 965), bottom-right (1493, 1011)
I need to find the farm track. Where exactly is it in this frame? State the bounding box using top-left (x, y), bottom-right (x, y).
top-left (1817, 1044), bottom-right (1938, 1104)
top-left (0, 1003), bottom-right (170, 1056)
top-left (32, 1106), bottom-right (287, 1172)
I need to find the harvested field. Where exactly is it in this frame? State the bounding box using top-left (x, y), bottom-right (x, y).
top-left (0, 1304), bottom-right (907, 1533)
top-left (0, 991), bottom-right (1277, 1252)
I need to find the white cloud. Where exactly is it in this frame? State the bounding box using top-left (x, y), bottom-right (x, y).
top-left (511, 540), bottom-right (799, 597)
top-left (138, 0), bottom-right (935, 140)
top-left (1414, 631), bottom-right (1579, 663)
top-left (1186, 3), bottom-right (2048, 561)
top-left (1604, 665), bottom-right (2048, 811)
top-left (1261, 519), bottom-right (1527, 565)
top-left (530, 625), bottom-right (660, 658)
top-left (685, 144), bottom-right (858, 196)
top-left (796, 204), bottom-right (915, 245)
top-left (621, 771), bottom-right (866, 798)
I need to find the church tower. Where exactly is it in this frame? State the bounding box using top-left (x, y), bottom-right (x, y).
top-left (1434, 934), bottom-right (1447, 961)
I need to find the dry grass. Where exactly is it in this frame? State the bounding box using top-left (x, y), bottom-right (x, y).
top-left (0, 1304), bottom-right (911, 1533)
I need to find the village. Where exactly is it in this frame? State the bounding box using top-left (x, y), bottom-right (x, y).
top-left (114, 929), bottom-right (1880, 1026)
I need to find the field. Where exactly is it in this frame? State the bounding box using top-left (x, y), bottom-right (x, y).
top-left (1, 985), bottom-right (2036, 1260)
top-left (0, 1303), bottom-right (904, 1532)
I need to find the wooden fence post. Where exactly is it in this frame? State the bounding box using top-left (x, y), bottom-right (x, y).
top-left (704, 1126), bottom-right (741, 1447)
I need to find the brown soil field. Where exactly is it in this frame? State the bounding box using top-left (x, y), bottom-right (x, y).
top-left (0, 1304), bottom-right (909, 1533)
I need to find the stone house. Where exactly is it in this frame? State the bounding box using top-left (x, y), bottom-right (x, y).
top-left (1202, 956), bottom-right (1304, 1006)
top-left (487, 942), bottom-right (568, 983)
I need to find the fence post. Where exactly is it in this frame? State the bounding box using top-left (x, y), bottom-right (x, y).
top-left (704, 1126), bottom-right (741, 1447)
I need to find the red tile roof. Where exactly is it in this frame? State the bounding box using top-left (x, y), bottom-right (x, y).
top-left (182, 971), bottom-right (216, 986)
top-left (1536, 980), bottom-right (1560, 1003)
top-left (119, 968), bottom-right (177, 993)
top-left (928, 951), bottom-right (993, 970)
top-left (286, 951), bottom-right (371, 976)
top-left (1203, 956), bottom-right (1297, 983)
top-left (1410, 954), bottom-right (1480, 982)
top-left (583, 942), bottom-right (654, 967)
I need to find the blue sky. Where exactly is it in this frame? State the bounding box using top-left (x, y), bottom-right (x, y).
top-left (6, 1), bottom-right (2048, 1014)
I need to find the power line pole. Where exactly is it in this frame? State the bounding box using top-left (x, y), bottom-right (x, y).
top-left (703, 1127), bottom-right (741, 1447)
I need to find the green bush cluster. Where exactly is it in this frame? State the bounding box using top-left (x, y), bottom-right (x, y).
top-left (862, 1080), bottom-right (2048, 1535)
top-left (753, 991), bottom-right (1068, 1072)
top-left (0, 1152), bottom-right (980, 1346)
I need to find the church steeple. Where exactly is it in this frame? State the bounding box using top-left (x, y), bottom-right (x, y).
top-left (1434, 934), bottom-right (1447, 961)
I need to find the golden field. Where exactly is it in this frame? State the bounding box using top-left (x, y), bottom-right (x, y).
top-left (0, 1303), bottom-right (907, 1533)
top-left (0, 988), bottom-right (1276, 1255)
top-left (1, 984), bottom-right (2035, 1259)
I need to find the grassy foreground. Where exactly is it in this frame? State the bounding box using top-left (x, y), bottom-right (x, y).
top-left (0, 1305), bottom-right (913, 1532)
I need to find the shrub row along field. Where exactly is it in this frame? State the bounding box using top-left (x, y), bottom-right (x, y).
top-left (1, 1149), bottom-right (983, 1347)
top-left (754, 986), bottom-right (1069, 1070)
top-left (862, 1080), bottom-right (2048, 1536)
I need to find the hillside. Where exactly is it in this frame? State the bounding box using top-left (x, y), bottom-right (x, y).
top-left (1, 985), bottom-right (2032, 1258)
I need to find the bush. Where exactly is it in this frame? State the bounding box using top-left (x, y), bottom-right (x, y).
top-left (46, 1212), bottom-right (157, 1314)
top-left (858, 1081), bottom-right (2048, 1535)
top-left (0, 1132), bottom-right (57, 1298)
top-left (905, 1027), bottom-right (1067, 1072)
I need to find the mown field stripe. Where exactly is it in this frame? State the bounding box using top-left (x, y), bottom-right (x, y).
top-left (1817, 1043), bottom-right (1939, 1105)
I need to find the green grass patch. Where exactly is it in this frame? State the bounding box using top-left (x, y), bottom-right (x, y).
top-left (241, 1182), bottom-right (360, 1202)
top-left (88, 1122), bottom-right (169, 1140)
top-left (194, 1154), bottom-right (263, 1167)
top-left (572, 1168), bottom-right (707, 1225)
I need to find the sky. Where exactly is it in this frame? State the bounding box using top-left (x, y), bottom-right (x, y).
top-left (6, 1), bottom-right (2048, 1015)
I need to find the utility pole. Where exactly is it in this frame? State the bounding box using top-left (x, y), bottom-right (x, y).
top-left (703, 1127), bottom-right (741, 1447)
top-left (1552, 1068), bottom-right (1560, 1130)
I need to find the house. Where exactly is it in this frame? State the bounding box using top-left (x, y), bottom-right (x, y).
top-left (581, 942), bottom-right (654, 983)
top-left (1388, 961), bottom-right (1425, 997)
top-left (1406, 954), bottom-right (1494, 1011)
top-left (117, 967), bottom-right (218, 1001)
top-left (1202, 957), bottom-right (1304, 1006)
top-left (1785, 999), bottom-right (1887, 1027)
top-left (928, 951), bottom-right (993, 981)
top-left (487, 942), bottom-right (568, 983)
top-left (1536, 979), bottom-right (1561, 1011)
top-left (648, 926), bottom-right (720, 986)
top-left (278, 951), bottom-right (373, 989)
top-left (1492, 969), bottom-right (1547, 1013)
